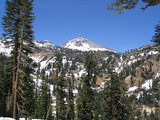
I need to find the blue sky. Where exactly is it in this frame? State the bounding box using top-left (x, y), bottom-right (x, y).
top-left (0, 0), bottom-right (160, 53)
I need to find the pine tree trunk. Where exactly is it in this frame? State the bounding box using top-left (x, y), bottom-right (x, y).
top-left (2, 0), bottom-right (34, 118)
top-left (13, 27), bottom-right (24, 119)
top-left (13, 4), bottom-right (21, 118)
top-left (12, 36), bottom-right (18, 119)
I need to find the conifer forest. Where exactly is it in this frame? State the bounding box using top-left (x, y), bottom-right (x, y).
top-left (0, 0), bottom-right (160, 120)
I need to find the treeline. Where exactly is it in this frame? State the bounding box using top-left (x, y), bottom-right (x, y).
top-left (0, 0), bottom-right (160, 120)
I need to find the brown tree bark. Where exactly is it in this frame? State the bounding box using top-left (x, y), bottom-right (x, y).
top-left (12, 36), bottom-right (18, 119)
top-left (13, 25), bottom-right (24, 119)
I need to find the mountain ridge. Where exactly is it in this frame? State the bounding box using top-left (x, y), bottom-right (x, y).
top-left (0, 37), bottom-right (160, 102)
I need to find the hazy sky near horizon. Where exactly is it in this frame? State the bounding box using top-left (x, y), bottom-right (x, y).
top-left (0, 0), bottom-right (160, 53)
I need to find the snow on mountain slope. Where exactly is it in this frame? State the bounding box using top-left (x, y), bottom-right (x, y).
top-left (61, 37), bottom-right (115, 52)
top-left (0, 38), bottom-right (13, 56)
top-left (34, 40), bottom-right (55, 49)
top-left (0, 38), bottom-right (55, 57)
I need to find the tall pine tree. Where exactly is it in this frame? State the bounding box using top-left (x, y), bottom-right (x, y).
top-left (2, 0), bottom-right (35, 119)
top-left (100, 68), bottom-right (131, 120)
top-left (66, 79), bottom-right (75, 120)
top-left (35, 74), bottom-right (53, 120)
top-left (52, 53), bottom-right (67, 120)
top-left (76, 53), bottom-right (97, 120)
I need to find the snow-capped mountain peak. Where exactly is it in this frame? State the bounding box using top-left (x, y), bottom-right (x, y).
top-left (61, 37), bottom-right (115, 52)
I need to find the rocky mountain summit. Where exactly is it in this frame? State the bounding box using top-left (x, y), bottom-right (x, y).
top-left (61, 37), bottom-right (115, 52)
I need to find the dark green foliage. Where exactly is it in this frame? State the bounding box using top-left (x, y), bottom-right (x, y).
top-left (53, 53), bottom-right (63, 76)
top-left (138, 78), bottom-right (160, 106)
top-left (133, 77), bottom-right (160, 119)
top-left (130, 77), bottom-right (135, 86)
top-left (55, 77), bottom-right (67, 120)
top-left (152, 78), bottom-right (160, 106)
top-left (83, 53), bottom-right (97, 87)
top-left (76, 53), bottom-right (97, 120)
top-left (92, 89), bottom-right (101, 120)
top-left (107, 0), bottom-right (138, 14)
top-left (52, 53), bottom-right (67, 120)
top-left (47, 62), bottom-right (52, 69)
top-left (2, 0), bottom-right (35, 118)
top-left (76, 84), bottom-right (95, 120)
top-left (107, 0), bottom-right (160, 13)
top-left (100, 68), bottom-right (131, 120)
top-left (152, 23), bottom-right (160, 46)
top-left (70, 64), bottom-right (78, 70)
top-left (0, 54), bottom-right (13, 117)
top-left (143, 110), bottom-right (159, 120)
top-left (3, 57), bottom-right (13, 117)
top-left (35, 75), bottom-right (53, 119)
top-left (18, 56), bottom-right (35, 118)
top-left (0, 54), bottom-right (6, 116)
top-left (2, 0), bottom-right (34, 42)
top-left (32, 62), bottom-right (38, 68)
top-left (132, 109), bottom-right (142, 120)
top-left (66, 79), bottom-right (75, 120)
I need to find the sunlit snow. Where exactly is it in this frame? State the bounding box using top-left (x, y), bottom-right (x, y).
top-left (141, 79), bottom-right (153, 90)
top-left (128, 86), bottom-right (138, 92)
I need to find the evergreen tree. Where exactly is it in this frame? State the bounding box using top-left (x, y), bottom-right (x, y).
top-left (152, 78), bottom-right (160, 119)
top-left (0, 54), bottom-right (6, 116)
top-left (52, 53), bottom-right (67, 120)
top-left (0, 54), bottom-right (13, 117)
top-left (35, 74), bottom-right (53, 120)
top-left (152, 78), bottom-right (160, 105)
top-left (107, 0), bottom-right (160, 13)
top-left (100, 68), bottom-right (131, 120)
top-left (76, 53), bottom-right (97, 120)
top-left (2, 0), bottom-right (35, 118)
top-left (3, 56), bottom-right (13, 117)
top-left (0, 54), bottom-right (7, 116)
top-left (66, 79), bottom-right (75, 120)
top-left (17, 56), bottom-right (35, 118)
top-left (152, 22), bottom-right (160, 46)
top-left (55, 77), bottom-right (67, 120)
top-left (92, 89), bottom-right (101, 120)
top-left (34, 64), bottom-right (40, 117)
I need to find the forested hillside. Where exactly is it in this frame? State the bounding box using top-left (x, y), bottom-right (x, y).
top-left (0, 37), bottom-right (160, 119)
top-left (0, 0), bottom-right (160, 120)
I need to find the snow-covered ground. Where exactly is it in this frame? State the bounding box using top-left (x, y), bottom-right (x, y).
top-left (127, 79), bottom-right (154, 99)
top-left (141, 79), bottom-right (153, 90)
top-left (0, 118), bottom-right (42, 120)
top-left (0, 118), bottom-right (14, 120)
top-left (128, 86), bottom-right (138, 92)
